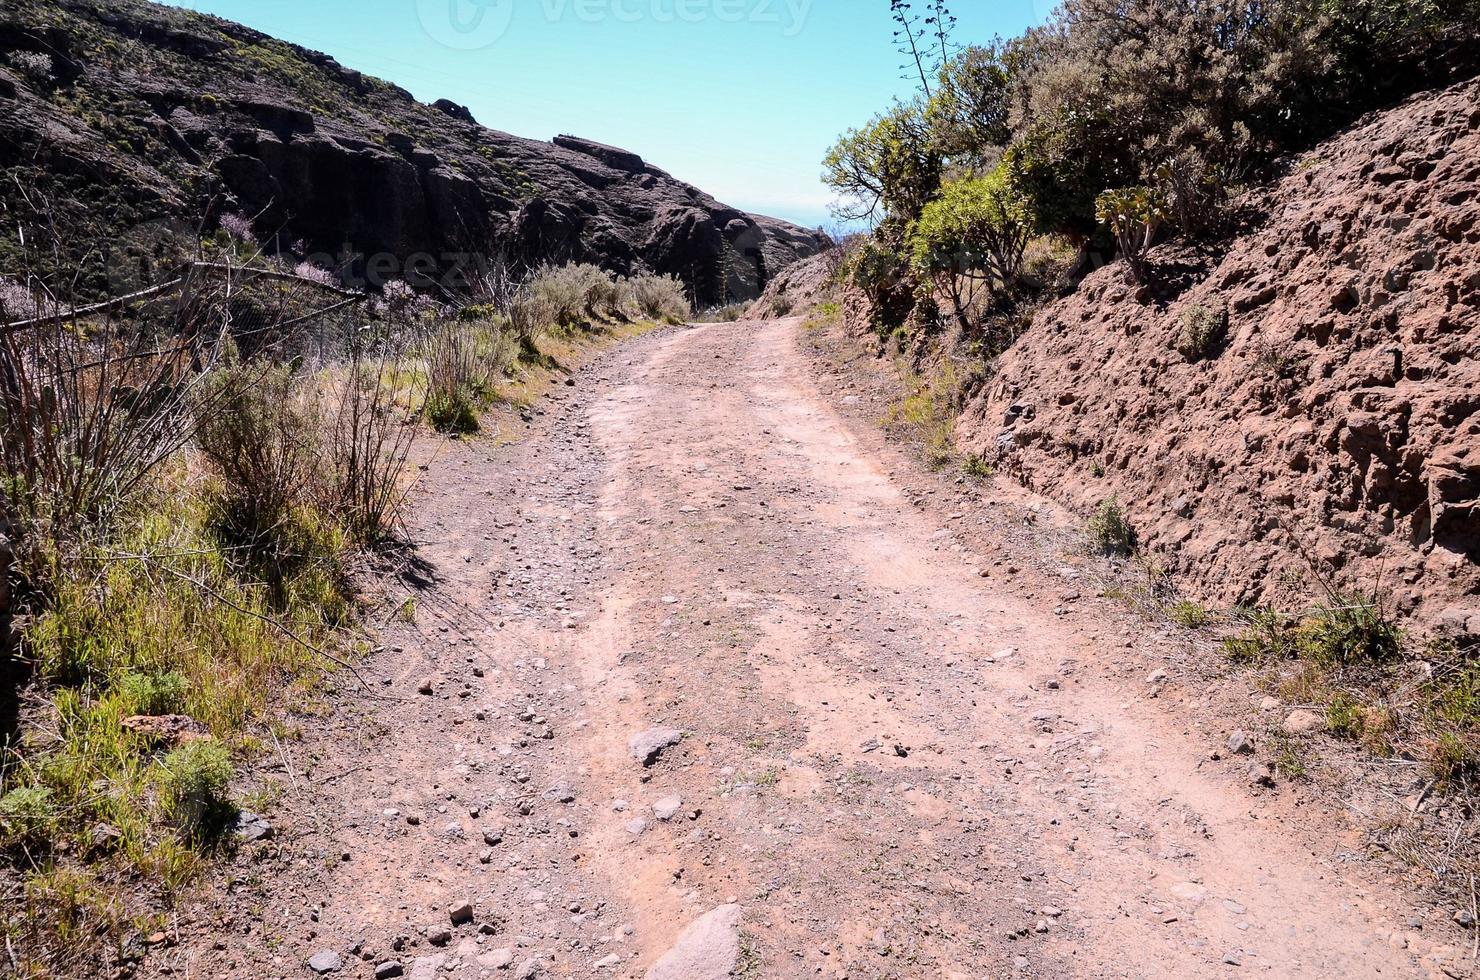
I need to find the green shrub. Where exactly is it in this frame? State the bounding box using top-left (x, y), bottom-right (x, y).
top-left (1326, 692), bottom-right (1365, 739)
top-left (0, 787), bottom-right (58, 850)
top-left (823, 100), bottom-right (941, 222)
top-left (911, 165), bottom-right (1035, 329)
top-left (845, 231), bottom-right (916, 334)
top-left (1177, 302), bottom-right (1229, 362)
top-left (197, 366), bottom-right (319, 552)
top-left (1223, 595), bottom-right (1403, 668)
top-left (961, 454), bottom-right (994, 478)
top-left (1095, 186), bottom-right (1167, 284)
top-left (157, 741), bottom-right (234, 840)
top-left (423, 322), bottom-right (515, 435)
top-left (118, 671), bottom-right (189, 716)
top-left (1169, 600), bottom-right (1211, 629)
top-left (1429, 732), bottom-right (1477, 786)
top-left (1294, 593), bottom-right (1403, 667)
top-left (1223, 609), bottom-right (1298, 663)
top-left (1087, 498), bottom-right (1136, 556)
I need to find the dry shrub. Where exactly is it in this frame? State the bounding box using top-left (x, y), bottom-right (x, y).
top-left (424, 321), bottom-right (516, 434)
top-left (524, 263), bottom-right (619, 328)
top-left (197, 365), bottom-right (319, 550)
top-left (0, 298), bottom-right (226, 582)
top-left (622, 273), bottom-right (691, 322)
top-left (323, 345), bottom-right (417, 545)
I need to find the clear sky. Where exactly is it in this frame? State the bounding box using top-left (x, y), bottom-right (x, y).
top-left (157, 0), bottom-right (1050, 228)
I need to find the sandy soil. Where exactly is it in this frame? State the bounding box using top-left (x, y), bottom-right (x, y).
top-left (158, 316), bottom-right (1472, 980)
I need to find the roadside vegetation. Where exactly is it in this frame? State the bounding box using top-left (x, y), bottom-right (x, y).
top-left (807, 0), bottom-right (1480, 833)
top-left (0, 212), bottom-right (689, 975)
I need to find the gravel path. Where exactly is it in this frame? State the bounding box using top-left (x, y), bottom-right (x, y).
top-left (171, 317), bottom-right (1439, 980)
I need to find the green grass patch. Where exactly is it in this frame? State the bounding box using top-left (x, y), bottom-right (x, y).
top-left (1, 471), bottom-right (352, 973)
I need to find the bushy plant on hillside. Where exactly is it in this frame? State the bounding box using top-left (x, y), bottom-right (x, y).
top-left (823, 101), bottom-right (942, 223)
top-left (845, 231), bottom-right (917, 335)
top-left (1087, 498), bottom-right (1136, 556)
top-left (829, 0), bottom-right (1480, 312)
top-left (911, 166), bottom-right (1035, 330)
top-left (1095, 186), bottom-right (1168, 284)
top-left (1177, 301), bottom-right (1230, 361)
top-left (525, 263), bottom-right (618, 328)
top-left (197, 365), bottom-right (321, 552)
top-left (423, 321), bottom-right (517, 434)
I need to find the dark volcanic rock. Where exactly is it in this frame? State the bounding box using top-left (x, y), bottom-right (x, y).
top-left (0, 0), bottom-right (825, 303)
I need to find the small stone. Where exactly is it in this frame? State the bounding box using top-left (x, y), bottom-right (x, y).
top-left (1227, 732), bottom-right (1255, 756)
top-left (1034, 920), bottom-right (1050, 934)
top-left (449, 901), bottom-right (475, 926)
top-left (308, 950), bottom-right (342, 974)
top-left (594, 953), bottom-right (622, 968)
top-left (417, 677), bottom-right (434, 695)
top-left (1455, 909), bottom-right (1475, 928)
top-left (234, 811), bottom-right (274, 843)
top-left (374, 963), bottom-right (405, 980)
top-left (516, 958), bottom-right (544, 979)
top-left (1147, 669), bottom-right (1169, 685)
top-left (426, 927), bottom-right (451, 947)
top-left (625, 817), bottom-right (649, 835)
top-left (629, 727), bottom-right (683, 766)
top-left (1222, 951), bottom-right (1242, 966)
top-left (653, 795), bottom-right (683, 821)
top-left (478, 949), bottom-right (515, 970)
top-left (1282, 710), bottom-right (1325, 735)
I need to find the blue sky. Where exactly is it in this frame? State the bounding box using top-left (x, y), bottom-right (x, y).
top-left (158, 0), bottom-right (1050, 228)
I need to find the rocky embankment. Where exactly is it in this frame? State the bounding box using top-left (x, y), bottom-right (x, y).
top-left (0, 0), bottom-right (824, 303)
top-left (960, 77), bottom-right (1480, 626)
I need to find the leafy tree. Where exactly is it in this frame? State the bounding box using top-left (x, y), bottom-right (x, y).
top-left (824, 100), bottom-right (941, 223)
top-left (910, 167), bottom-right (1034, 329)
top-left (926, 44), bottom-right (1014, 168)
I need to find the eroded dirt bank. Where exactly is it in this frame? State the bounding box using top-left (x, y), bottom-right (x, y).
top-left (163, 317), bottom-right (1469, 980)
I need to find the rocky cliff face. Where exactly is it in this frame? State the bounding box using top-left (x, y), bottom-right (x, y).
top-left (0, 0), bottom-right (824, 304)
top-left (960, 77), bottom-right (1480, 623)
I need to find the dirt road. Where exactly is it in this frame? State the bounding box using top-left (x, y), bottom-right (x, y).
top-left (178, 317), bottom-right (1442, 979)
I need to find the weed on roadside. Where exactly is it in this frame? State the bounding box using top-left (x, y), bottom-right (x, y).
top-left (883, 359), bottom-right (962, 470)
top-left (1169, 599), bottom-right (1212, 630)
top-left (1087, 498), bottom-right (1136, 556)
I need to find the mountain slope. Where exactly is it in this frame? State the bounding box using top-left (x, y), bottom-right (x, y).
top-left (960, 77), bottom-right (1480, 622)
top-left (0, 0), bottom-right (824, 304)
